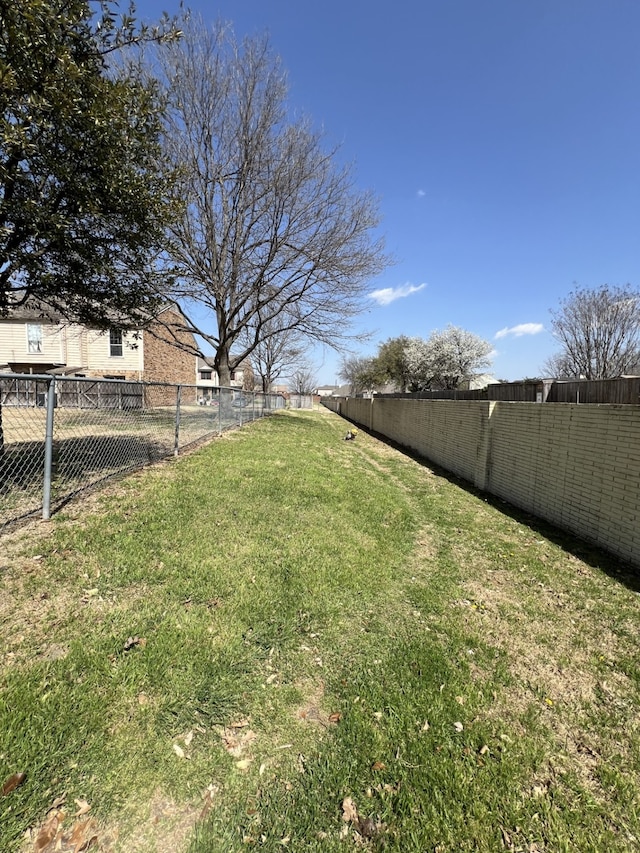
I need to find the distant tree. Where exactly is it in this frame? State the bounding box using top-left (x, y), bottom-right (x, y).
top-left (425, 325), bottom-right (493, 389)
top-left (375, 336), bottom-right (411, 391)
top-left (155, 19), bottom-right (390, 386)
top-left (339, 354), bottom-right (385, 396)
top-left (368, 327), bottom-right (493, 391)
top-left (289, 364), bottom-right (317, 396)
top-left (402, 337), bottom-right (436, 391)
top-left (547, 285), bottom-right (640, 379)
top-left (0, 0), bottom-right (179, 325)
top-left (243, 319), bottom-right (307, 393)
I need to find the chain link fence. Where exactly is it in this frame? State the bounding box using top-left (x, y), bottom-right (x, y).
top-left (0, 374), bottom-right (284, 531)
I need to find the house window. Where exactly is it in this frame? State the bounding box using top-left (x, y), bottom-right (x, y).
top-left (200, 370), bottom-right (212, 380)
top-left (27, 323), bottom-right (43, 353)
top-left (109, 329), bottom-right (123, 357)
top-left (230, 371), bottom-right (236, 381)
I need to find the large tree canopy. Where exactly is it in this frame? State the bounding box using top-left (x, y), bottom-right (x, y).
top-left (155, 19), bottom-right (389, 386)
top-left (546, 284), bottom-right (640, 379)
top-left (0, 0), bottom-right (178, 326)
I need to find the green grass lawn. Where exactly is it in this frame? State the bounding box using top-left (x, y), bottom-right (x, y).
top-left (1, 408), bottom-right (639, 852)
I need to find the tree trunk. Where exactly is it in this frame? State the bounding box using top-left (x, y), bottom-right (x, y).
top-left (215, 349), bottom-right (231, 388)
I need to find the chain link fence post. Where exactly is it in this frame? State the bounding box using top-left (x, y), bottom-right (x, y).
top-left (174, 384), bottom-right (182, 456)
top-left (42, 377), bottom-right (56, 520)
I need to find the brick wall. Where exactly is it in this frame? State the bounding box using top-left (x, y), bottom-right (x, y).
top-left (142, 310), bottom-right (197, 404)
top-left (325, 397), bottom-right (640, 569)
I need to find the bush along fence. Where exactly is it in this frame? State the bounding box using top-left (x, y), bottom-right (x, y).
top-left (0, 374), bottom-right (284, 530)
top-left (324, 396), bottom-right (640, 571)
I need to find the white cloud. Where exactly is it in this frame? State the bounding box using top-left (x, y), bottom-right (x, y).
top-left (417, 189), bottom-right (426, 197)
top-left (494, 322), bottom-right (544, 340)
top-left (368, 282), bottom-right (427, 306)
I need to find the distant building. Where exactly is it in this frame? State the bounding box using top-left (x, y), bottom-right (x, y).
top-left (0, 304), bottom-right (196, 387)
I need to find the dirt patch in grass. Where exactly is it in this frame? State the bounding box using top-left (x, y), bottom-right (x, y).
top-left (21, 790), bottom-right (203, 853)
top-left (450, 535), bottom-right (640, 808)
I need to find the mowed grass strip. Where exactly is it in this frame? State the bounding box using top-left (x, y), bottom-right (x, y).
top-left (0, 408), bottom-right (638, 852)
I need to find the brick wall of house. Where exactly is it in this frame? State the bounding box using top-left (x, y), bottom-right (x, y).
top-left (325, 396), bottom-right (640, 569)
top-left (142, 309), bottom-right (197, 404)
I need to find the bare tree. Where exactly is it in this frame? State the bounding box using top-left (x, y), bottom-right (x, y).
top-left (289, 364), bottom-right (317, 395)
top-left (242, 317), bottom-right (307, 392)
top-left (548, 285), bottom-right (640, 379)
top-left (154, 19), bottom-right (389, 385)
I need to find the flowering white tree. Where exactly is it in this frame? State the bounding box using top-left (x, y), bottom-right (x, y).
top-left (403, 337), bottom-right (433, 390)
top-left (376, 327), bottom-right (492, 390)
top-left (425, 325), bottom-right (493, 389)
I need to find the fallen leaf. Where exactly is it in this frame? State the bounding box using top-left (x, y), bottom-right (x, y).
top-left (173, 744), bottom-right (186, 759)
top-left (74, 799), bottom-right (91, 816)
top-left (421, 720), bottom-right (430, 732)
top-left (265, 673), bottom-right (278, 684)
top-left (453, 721), bottom-right (464, 732)
top-left (1, 772), bottom-right (26, 796)
top-left (328, 712), bottom-right (342, 723)
top-left (222, 728), bottom-right (257, 757)
top-left (235, 758), bottom-right (252, 771)
top-left (123, 636), bottom-right (146, 651)
top-left (342, 796), bottom-right (359, 823)
top-left (69, 818), bottom-right (98, 852)
top-left (34, 812), bottom-right (62, 851)
top-left (183, 731), bottom-right (194, 747)
top-left (501, 827), bottom-right (512, 849)
top-left (371, 761), bottom-right (385, 771)
top-left (479, 744), bottom-right (490, 756)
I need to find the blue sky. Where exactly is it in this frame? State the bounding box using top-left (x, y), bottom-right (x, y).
top-left (136, 0), bottom-right (640, 385)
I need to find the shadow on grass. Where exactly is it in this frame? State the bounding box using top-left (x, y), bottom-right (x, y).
top-left (345, 419), bottom-right (640, 595)
top-left (0, 434), bottom-right (174, 529)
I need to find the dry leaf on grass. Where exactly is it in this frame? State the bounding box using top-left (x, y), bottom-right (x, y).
top-left (123, 636), bottom-right (146, 651)
top-left (74, 799), bottom-right (91, 817)
top-left (219, 727), bottom-right (257, 757)
top-left (342, 796), bottom-right (359, 823)
top-left (69, 818), bottom-right (98, 851)
top-left (34, 810), bottom-right (64, 851)
top-left (1, 771), bottom-right (26, 796)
